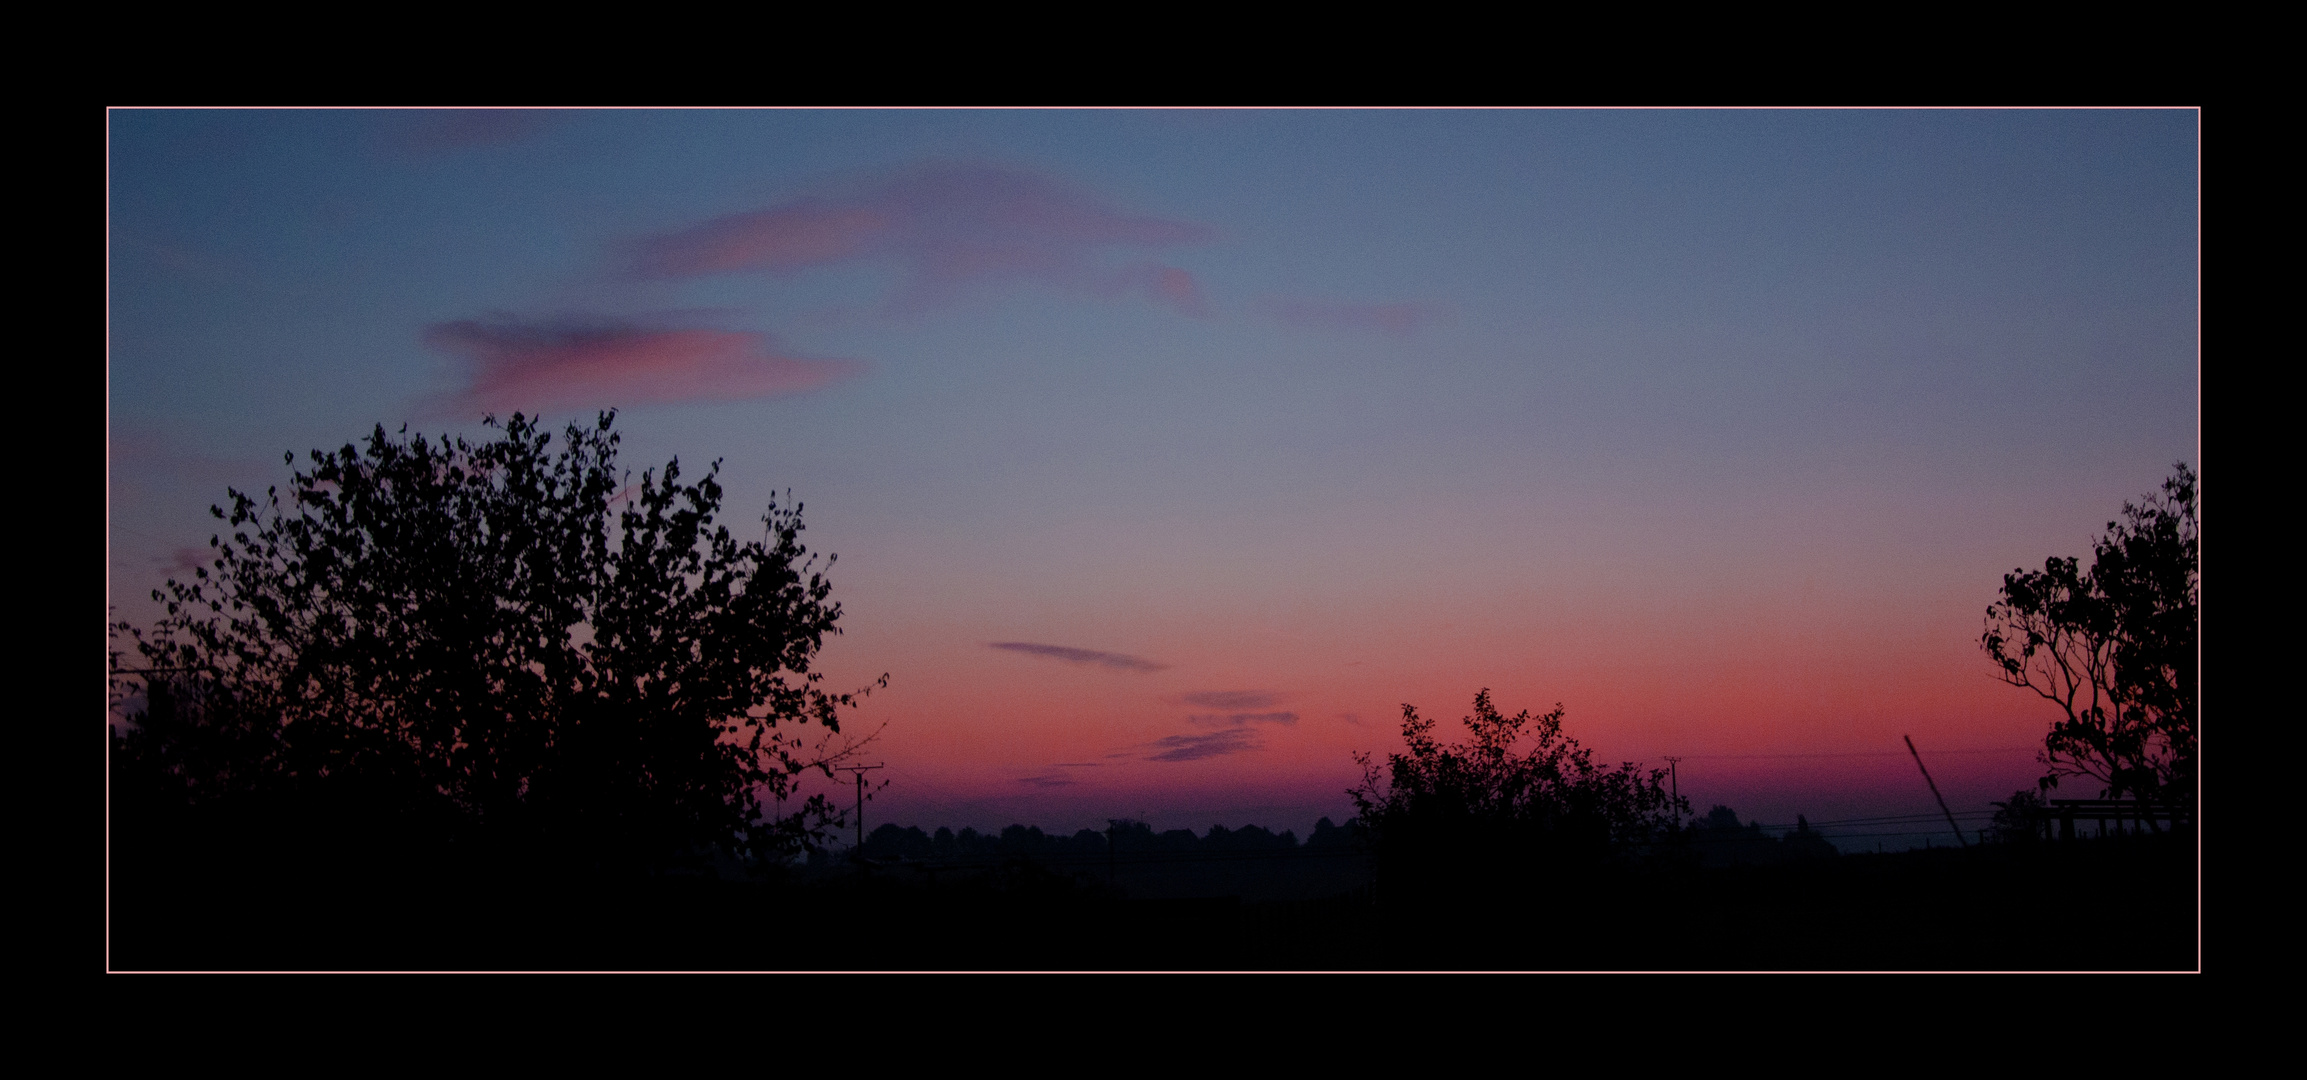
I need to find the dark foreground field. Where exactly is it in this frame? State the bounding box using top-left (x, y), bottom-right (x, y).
top-left (108, 832), bottom-right (2195, 971)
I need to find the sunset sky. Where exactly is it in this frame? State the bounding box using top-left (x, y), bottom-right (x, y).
top-left (106, 109), bottom-right (2198, 845)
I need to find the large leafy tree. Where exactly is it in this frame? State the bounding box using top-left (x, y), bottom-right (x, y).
top-left (1982, 463), bottom-right (2197, 824)
top-left (111, 411), bottom-right (879, 870)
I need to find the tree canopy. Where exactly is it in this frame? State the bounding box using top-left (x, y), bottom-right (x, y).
top-left (111, 411), bottom-right (880, 872)
top-left (1982, 463), bottom-right (2197, 823)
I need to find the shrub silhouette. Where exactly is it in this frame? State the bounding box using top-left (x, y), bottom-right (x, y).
top-left (1349, 690), bottom-right (1684, 909)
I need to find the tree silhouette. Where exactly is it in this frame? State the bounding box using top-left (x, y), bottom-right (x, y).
top-left (1987, 790), bottom-right (2050, 844)
top-left (1349, 690), bottom-right (1684, 905)
top-left (111, 411), bottom-right (882, 873)
top-left (1686, 804), bottom-right (1776, 867)
top-left (1982, 463), bottom-right (2196, 826)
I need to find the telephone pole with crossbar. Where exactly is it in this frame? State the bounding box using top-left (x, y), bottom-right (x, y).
top-left (839, 764), bottom-right (884, 853)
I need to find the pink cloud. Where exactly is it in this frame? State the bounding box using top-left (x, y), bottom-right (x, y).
top-left (634, 200), bottom-right (892, 277)
top-left (424, 316), bottom-right (860, 414)
top-left (1255, 296), bottom-right (1445, 335)
top-left (631, 163), bottom-right (1217, 313)
top-left (1095, 262), bottom-right (1212, 317)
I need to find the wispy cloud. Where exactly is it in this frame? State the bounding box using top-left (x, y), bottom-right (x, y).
top-left (1145, 728), bottom-right (1265, 762)
top-left (631, 163), bottom-right (1217, 314)
top-left (1178, 690), bottom-right (1284, 710)
top-left (634, 199), bottom-right (889, 277)
top-left (1174, 690), bottom-right (1294, 728)
top-left (1189, 711), bottom-right (1298, 727)
top-left (423, 315), bottom-right (860, 415)
top-left (988, 642), bottom-right (1168, 673)
top-left (1254, 296), bottom-right (1445, 335)
top-left (1136, 690), bottom-right (1299, 759)
top-left (1017, 760), bottom-right (1105, 787)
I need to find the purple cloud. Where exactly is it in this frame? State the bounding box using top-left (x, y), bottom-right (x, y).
top-left (422, 315), bottom-right (860, 414)
top-left (988, 642), bottom-right (1168, 673)
top-left (1146, 728), bottom-right (1265, 763)
top-left (631, 163), bottom-right (1217, 314)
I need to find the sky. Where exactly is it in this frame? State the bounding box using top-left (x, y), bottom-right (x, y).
top-left (106, 108), bottom-right (2198, 848)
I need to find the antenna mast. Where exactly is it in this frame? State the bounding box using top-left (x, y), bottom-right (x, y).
top-left (1903, 736), bottom-right (1969, 848)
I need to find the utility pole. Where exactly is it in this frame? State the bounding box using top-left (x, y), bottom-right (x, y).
top-left (838, 764), bottom-right (884, 855)
top-left (1903, 735), bottom-right (1968, 848)
top-left (1663, 756), bottom-right (1683, 822)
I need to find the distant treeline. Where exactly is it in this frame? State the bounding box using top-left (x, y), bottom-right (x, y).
top-left (1684, 805), bottom-right (1839, 868)
top-left (840, 817), bottom-right (1364, 866)
top-left (841, 807), bottom-right (1841, 869)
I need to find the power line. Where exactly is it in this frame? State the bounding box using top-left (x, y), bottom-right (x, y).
top-left (1747, 813), bottom-right (1994, 831)
top-left (1664, 748), bottom-right (2038, 760)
